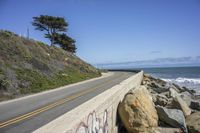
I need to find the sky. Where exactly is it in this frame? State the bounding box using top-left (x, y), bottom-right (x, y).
top-left (0, 0), bottom-right (200, 68)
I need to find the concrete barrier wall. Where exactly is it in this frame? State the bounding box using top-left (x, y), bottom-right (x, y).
top-left (34, 71), bottom-right (143, 133)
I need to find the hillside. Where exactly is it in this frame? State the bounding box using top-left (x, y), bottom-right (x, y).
top-left (0, 30), bottom-right (101, 101)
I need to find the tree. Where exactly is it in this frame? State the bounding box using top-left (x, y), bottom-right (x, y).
top-left (54, 33), bottom-right (77, 53)
top-left (32, 15), bottom-right (68, 46)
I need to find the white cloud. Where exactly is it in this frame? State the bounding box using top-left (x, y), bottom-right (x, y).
top-left (96, 56), bottom-right (200, 68)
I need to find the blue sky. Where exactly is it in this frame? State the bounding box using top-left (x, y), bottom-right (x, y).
top-left (0, 0), bottom-right (200, 68)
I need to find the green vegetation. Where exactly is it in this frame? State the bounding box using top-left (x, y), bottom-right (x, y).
top-left (54, 33), bottom-right (76, 53)
top-left (16, 68), bottom-right (99, 94)
top-left (0, 30), bottom-right (101, 101)
top-left (32, 15), bottom-right (76, 53)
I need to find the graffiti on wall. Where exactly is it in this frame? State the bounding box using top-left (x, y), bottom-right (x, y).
top-left (76, 110), bottom-right (108, 133)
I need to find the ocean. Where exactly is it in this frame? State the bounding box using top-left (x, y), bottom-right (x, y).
top-left (138, 66), bottom-right (200, 95)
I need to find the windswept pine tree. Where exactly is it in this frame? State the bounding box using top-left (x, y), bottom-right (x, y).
top-left (54, 33), bottom-right (77, 53)
top-left (32, 15), bottom-right (76, 53)
top-left (32, 15), bottom-right (68, 46)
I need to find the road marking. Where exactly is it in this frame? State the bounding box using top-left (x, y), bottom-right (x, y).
top-left (0, 73), bottom-right (126, 128)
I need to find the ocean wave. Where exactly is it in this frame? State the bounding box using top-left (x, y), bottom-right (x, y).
top-left (162, 77), bottom-right (200, 95)
top-left (162, 77), bottom-right (200, 84)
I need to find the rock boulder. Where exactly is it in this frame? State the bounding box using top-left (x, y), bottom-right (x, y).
top-left (169, 88), bottom-right (191, 116)
top-left (156, 106), bottom-right (187, 133)
top-left (118, 86), bottom-right (158, 133)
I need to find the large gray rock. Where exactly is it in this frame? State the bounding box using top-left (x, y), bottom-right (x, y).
top-left (186, 112), bottom-right (200, 133)
top-left (118, 86), bottom-right (158, 133)
top-left (169, 88), bottom-right (191, 116)
top-left (156, 106), bottom-right (187, 133)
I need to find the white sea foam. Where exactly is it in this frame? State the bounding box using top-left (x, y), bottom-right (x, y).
top-left (162, 77), bottom-right (200, 95)
top-left (163, 78), bottom-right (200, 84)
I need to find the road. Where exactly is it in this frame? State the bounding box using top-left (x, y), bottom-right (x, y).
top-left (0, 71), bottom-right (134, 133)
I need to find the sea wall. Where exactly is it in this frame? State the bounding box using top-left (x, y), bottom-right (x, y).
top-left (34, 71), bottom-right (143, 133)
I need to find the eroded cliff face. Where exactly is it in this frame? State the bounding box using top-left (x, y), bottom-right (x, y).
top-left (118, 74), bottom-right (200, 133)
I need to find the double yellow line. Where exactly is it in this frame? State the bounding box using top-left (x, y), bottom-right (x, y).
top-left (0, 73), bottom-right (124, 128)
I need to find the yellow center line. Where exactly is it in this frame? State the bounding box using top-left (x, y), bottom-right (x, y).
top-left (0, 73), bottom-right (125, 128)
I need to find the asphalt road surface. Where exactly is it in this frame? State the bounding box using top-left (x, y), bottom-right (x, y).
top-left (0, 71), bottom-right (135, 133)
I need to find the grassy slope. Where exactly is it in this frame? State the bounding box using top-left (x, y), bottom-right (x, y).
top-left (0, 30), bottom-right (101, 101)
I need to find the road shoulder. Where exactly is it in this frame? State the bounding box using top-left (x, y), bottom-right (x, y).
top-left (0, 72), bottom-right (113, 106)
